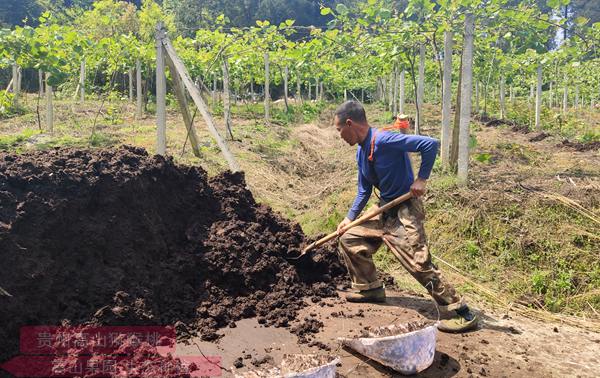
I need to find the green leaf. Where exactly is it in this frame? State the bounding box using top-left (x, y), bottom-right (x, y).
top-left (320, 7), bottom-right (331, 16)
top-left (574, 16), bottom-right (588, 26)
top-left (546, 0), bottom-right (560, 8)
top-left (336, 4), bottom-right (349, 16)
top-left (379, 8), bottom-right (391, 20)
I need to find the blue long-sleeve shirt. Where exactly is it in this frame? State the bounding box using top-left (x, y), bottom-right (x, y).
top-left (346, 128), bottom-right (439, 220)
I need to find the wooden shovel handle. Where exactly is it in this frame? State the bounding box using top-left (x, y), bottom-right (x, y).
top-left (302, 192), bottom-right (413, 254)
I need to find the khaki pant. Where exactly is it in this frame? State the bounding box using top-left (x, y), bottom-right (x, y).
top-left (338, 197), bottom-right (464, 311)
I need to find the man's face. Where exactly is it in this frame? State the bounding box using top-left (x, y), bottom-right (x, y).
top-left (334, 115), bottom-right (356, 145)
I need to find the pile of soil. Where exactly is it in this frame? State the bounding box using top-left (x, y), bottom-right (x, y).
top-left (529, 132), bottom-right (551, 142)
top-left (475, 113), bottom-right (529, 133)
top-left (559, 139), bottom-right (600, 152)
top-left (0, 146), bottom-right (347, 365)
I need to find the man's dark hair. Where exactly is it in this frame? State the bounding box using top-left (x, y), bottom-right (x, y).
top-left (334, 100), bottom-right (367, 124)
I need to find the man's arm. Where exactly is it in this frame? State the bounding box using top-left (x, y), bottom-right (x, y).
top-left (384, 133), bottom-right (439, 197)
top-left (337, 171), bottom-right (372, 235)
top-left (384, 133), bottom-right (439, 180)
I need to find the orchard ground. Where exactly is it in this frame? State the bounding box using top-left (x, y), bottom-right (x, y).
top-left (1, 93), bottom-right (599, 376)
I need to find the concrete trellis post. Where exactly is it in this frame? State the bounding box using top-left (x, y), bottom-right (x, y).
top-left (80, 59), bottom-right (86, 102)
top-left (392, 64), bottom-right (399, 115)
top-left (155, 24), bottom-right (240, 171)
top-left (222, 57), bottom-right (233, 139)
top-left (155, 25), bottom-right (167, 156)
top-left (320, 81), bottom-right (324, 101)
top-left (38, 70), bottom-right (44, 97)
top-left (399, 70), bottom-right (405, 114)
top-left (535, 64), bottom-right (542, 130)
top-left (264, 52), bottom-right (270, 122)
top-left (416, 43), bottom-right (426, 134)
top-left (12, 64), bottom-right (19, 107)
top-left (136, 59), bottom-right (143, 119)
top-left (457, 13), bottom-right (474, 185)
top-left (441, 30), bottom-right (453, 169)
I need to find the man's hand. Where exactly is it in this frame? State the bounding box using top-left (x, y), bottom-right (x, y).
top-left (337, 217), bottom-right (352, 236)
top-left (410, 178), bottom-right (428, 197)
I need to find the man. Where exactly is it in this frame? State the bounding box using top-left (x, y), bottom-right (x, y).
top-left (333, 100), bottom-right (477, 333)
top-left (387, 113), bottom-right (411, 134)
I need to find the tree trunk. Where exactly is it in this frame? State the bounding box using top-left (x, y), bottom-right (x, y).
top-left (136, 59), bottom-right (143, 119)
top-left (549, 81), bottom-right (553, 108)
top-left (212, 75), bottom-right (217, 107)
top-left (563, 82), bottom-right (568, 114)
top-left (264, 52), bottom-right (270, 122)
top-left (457, 13), bottom-right (474, 185)
top-left (296, 71), bottom-right (301, 103)
top-left (441, 30), bottom-right (453, 170)
top-left (535, 64), bottom-right (542, 130)
top-left (46, 74), bottom-right (54, 134)
top-left (483, 82), bottom-right (488, 114)
top-left (575, 85), bottom-right (579, 109)
top-left (416, 43), bottom-right (425, 134)
top-left (308, 81), bottom-right (311, 100)
top-left (283, 66), bottom-right (289, 112)
top-left (129, 67), bottom-right (134, 102)
top-left (510, 86), bottom-right (515, 107)
top-left (399, 70), bottom-right (405, 114)
top-left (474, 80), bottom-right (479, 114)
top-left (222, 58), bottom-right (233, 139)
top-left (315, 78), bottom-right (320, 100)
top-left (499, 76), bottom-right (505, 119)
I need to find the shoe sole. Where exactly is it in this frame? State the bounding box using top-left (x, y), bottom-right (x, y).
top-left (437, 319), bottom-right (479, 333)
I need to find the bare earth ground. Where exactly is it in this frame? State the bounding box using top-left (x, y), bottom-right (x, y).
top-left (179, 289), bottom-right (600, 377)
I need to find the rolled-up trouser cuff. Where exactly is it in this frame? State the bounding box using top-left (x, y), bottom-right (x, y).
top-left (351, 280), bottom-right (383, 291)
top-left (439, 297), bottom-right (466, 312)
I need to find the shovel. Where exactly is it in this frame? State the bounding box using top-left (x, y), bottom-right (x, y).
top-left (289, 192), bottom-right (413, 260)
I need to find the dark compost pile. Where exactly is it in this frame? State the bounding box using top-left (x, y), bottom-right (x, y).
top-left (0, 146), bottom-right (347, 365)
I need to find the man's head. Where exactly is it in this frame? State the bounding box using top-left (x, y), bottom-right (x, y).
top-left (333, 101), bottom-right (370, 146)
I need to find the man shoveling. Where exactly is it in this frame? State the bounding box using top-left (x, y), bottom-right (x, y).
top-left (333, 101), bottom-right (478, 333)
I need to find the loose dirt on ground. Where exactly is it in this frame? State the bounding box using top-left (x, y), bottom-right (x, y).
top-left (182, 289), bottom-right (600, 377)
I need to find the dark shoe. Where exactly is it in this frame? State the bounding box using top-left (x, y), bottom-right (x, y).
top-left (438, 313), bottom-right (479, 333)
top-left (345, 287), bottom-right (386, 303)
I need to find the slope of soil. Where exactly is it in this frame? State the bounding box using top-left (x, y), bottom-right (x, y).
top-left (0, 146), bottom-right (347, 366)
